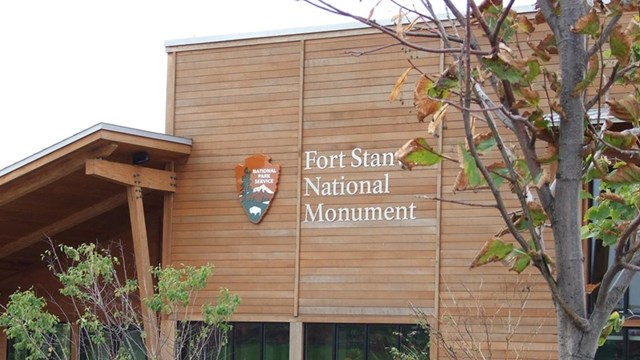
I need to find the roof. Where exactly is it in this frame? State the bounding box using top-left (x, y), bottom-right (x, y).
top-left (0, 123), bottom-right (192, 298)
top-left (0, 122), bottom-right (192, 180)
top-left (165, 4), bottom-right (536, 50)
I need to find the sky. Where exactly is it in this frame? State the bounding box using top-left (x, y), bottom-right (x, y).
top-left (0, 0), bottom-right (529, 169)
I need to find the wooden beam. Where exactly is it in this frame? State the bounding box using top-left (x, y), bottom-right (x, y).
top-left (127, 186), bottom-right (159, 357)
top-left (0, 192), bottom-right (128, 260)
top-left (86, 159), bottom-right (176, 192)
top-left (0, 143), bottom-right (118, 207)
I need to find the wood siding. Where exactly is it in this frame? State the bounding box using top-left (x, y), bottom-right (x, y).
top-left (168, 24), bottom-right (557, 358)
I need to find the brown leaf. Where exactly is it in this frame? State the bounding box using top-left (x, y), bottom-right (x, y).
top-left (604, 163), bottom-right (640, 183)
top-left (626, 17), bottom-right (640, 41)
top-left (534, 10), bottom-right (546, 25)
top-left (599, 192), bottom-right (626, 204)
top-left (429, 103), bottom-right (448, 135)
top-left (389, 67), bottom-right (412, 102)
top-left (572, 10), bottom-right (600, 36)
top-left (539, 34), bottom-right (558, 54)
top-left (516, 15), bottom-right (535, 33)
top-left (606, 95), bottom-right (640, 122)
top-left (585, 283), bottom-right (601, 295)
top-left (478, 0), bottom-right (502, 12)
top-left (453, 170), bottom-right (469, 192)
top-left (414, 75), bottom-right (441, 122)
top-left (520, 87), bottom-right (540, 103)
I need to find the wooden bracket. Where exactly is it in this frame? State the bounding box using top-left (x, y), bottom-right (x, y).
top-left (85, 159), bottom-right (177, 192)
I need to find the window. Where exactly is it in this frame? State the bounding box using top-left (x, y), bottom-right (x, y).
top-left (7, 323), bottom-right (71, 360)
top-left (79, 326), bottom-right (145, 360)
top-left (595, 328), bottom-right (640, 359)
top-left (589, 180), bottom-right (640, 359)
top-left (180, 322), bottom-right (289, 360)
top-left (304, 323), bottom-right (428, 360)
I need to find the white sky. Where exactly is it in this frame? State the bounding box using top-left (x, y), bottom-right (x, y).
top-left (0, 0), bottom-right (529, 169)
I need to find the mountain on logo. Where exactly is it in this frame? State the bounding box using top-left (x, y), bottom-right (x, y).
top-left (253, 184), bottom-right (274, 194)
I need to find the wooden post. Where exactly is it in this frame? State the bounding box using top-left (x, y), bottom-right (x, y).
top-left (0, 327), bottom-right (7, 360)
top-left (127, 185), bottom-right (159, 357)
top-left (70, 323), bottom-right (80, 360)
top-left (159, 318), bottom-right (176, 360)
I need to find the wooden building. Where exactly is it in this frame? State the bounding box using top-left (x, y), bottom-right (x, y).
top-left (1, 11), bottom-right (639, 360)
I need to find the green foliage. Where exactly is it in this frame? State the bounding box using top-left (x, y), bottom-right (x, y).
top-left (395, 138), bottom-right (443, 169)
top-left (51, 243), bottom-right (123, 300)
top-left (146, 264), bottom-right (213, 313)
top-left (3, 243), bottom-right (239, 360)
top-left (599, 312), bottom-right (624, 346)
top-left (582, 183), bottom-right (640, 245)
top-left (0, 290), bottom-right (60, 360)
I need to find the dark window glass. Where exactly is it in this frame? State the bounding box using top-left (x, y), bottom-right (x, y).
top-left (264, 323), bottom-right (289, 360)
top-left (629, 328), bottom-right (640, 360)
top-left (336, 325), bottom-right (365, 360)
top-left (7, 323), bottom-right (71, 360)
top-left (234, 323), bottom-right (262, 360)
top-left (400, 324), bottom-right (429, 358)
top-left (367, 325), bottom-right (395, 360)
top-left (80, 326), bottom-right (145, 360)
top-left (304, 323), bottom-right (428, 360)
top-left (305, 324), bottom-right (333, 359)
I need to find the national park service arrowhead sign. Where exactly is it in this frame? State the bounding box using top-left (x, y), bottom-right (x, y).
top-left (235, 154), bottom-right (281, 224)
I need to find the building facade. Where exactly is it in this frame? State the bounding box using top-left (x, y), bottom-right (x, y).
top-left (1, 11), bottom-right (640, 360)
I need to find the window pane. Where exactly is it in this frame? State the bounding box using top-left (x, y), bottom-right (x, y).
top-left (595, 332), bottom-right (624, 360)
top-left (304, 324), bottom-right (333, 359)
top-left (264, 323), bottom-right (289, 360)
top-left (234, 323), bottom-right (262, 360)
top-left (367, 325), bottom-right (396, 360)
top-left (336, 324), bottom-right (365, 360)
top-left (629, 328), bottom-right (640, 360)
top-left (399, 324), bottom-right (429, 359)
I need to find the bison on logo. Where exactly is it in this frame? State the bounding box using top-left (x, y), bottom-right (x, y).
top-left (235, 154), bottom-right (281, 224)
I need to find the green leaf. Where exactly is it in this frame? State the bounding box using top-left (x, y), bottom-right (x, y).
top-left (470, 238), bottom-right (514, 268)
top-left (482, 54), bottom-right (524, 83)
top-left (395, 138), bottom-right (444, 170)
top-left (573, 54), bottom-right (599, 95)
top-left (460, 144), bottom-right (484, 187)
top-left (474, 132), bottom-right (497, 153)
top-left (503, 248), bottom-right (532, 273)
top-left (603, 130), bottom-right (638, 150)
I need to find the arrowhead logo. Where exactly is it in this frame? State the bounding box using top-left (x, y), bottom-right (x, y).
top-left (235, 154), bottom-right (281, 224)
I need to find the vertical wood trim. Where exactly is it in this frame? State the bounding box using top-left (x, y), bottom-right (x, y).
top-left (165, 52), bottom-right (177, 135)
top-left (160, 162), bottom-right (175, 360)
top-left (293, 39), bottom-right (305, 318)
top-left (0, 328), bottom-right (7, 360)
top-left (432, 44), bottom-right (446, 360)
top-left (70, 323), bottom-right (79, 360)
top-left (162, 162), bottom-right (175, 267)
top-left (126, 186), bottom-right (159, 356)
top-left (289, 321), bottom-right (303, 360)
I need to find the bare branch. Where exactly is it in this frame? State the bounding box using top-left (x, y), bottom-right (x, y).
top-left (417, 195), bottom-right (498, 208)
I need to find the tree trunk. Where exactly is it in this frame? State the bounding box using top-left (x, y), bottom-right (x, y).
top-left (553, 0), bottom-right (590, 358)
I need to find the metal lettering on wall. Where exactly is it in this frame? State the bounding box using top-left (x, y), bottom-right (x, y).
top-left (303, 147), bottom-right (417, 223)
top-left (235, 154), bottom-right (281, 224)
